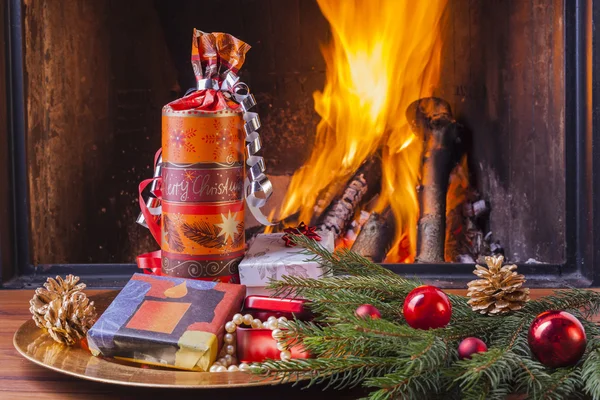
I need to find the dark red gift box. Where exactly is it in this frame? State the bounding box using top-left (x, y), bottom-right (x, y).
top-left (236, 295), bottom-right (312, 363)
top-left (242, 295), bottom-right (312, 321)
top-left (236, 326), bottom-right (310, 363)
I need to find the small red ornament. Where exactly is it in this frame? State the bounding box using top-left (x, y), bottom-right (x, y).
top-left (528, 310), bottom-right (587, 368)
top-left (403, 285), bottom-right (452, 329)
top-left (282, 222), bottom-right (322, 247)
top-left (458, 337), bottom-right (488, 359)
top-left (355, 304), bottom-right (381, 319)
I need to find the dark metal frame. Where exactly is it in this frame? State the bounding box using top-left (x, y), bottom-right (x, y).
top-left (2, 0), bottom-right (598, 288)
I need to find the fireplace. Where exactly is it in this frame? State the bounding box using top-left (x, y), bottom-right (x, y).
top-left (2, 0), bottom-right (599, 287)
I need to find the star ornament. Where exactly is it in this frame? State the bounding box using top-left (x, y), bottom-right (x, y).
top-left (215, 211), bottom-right (239, 243)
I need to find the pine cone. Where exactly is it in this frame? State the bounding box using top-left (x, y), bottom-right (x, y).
top-left (29, 275), bottom-right (97, 345)
top-left (467, 255), bottom-right (530, 315)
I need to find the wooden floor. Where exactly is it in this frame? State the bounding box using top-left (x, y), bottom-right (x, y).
top-left (0, 289), bottom-right (596, 399)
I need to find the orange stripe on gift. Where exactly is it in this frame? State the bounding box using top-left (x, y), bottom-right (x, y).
top-left (126, 300), bottom-right (191, 334)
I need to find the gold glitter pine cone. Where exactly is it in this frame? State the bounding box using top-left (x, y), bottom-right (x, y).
top-left (467, 255), bottom-right (530, 315)
top-left (29, 275), bottom-right (97, 345)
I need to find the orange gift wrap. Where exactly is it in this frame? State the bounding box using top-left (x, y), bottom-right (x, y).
top-left (161, 109), bottom-right (245, 165)
top-left (137, 29), bottom-right (273, 282)
top-left (161, 110), bottom-right (246, 280)
top-left (159, 30), bottom-right (250, 281)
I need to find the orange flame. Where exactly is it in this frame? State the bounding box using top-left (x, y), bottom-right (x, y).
top-left (277, 0), bottom-right (448, 262)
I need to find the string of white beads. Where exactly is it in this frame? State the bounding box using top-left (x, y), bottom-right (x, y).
top-left (209, 313), bottom-right (290, 373)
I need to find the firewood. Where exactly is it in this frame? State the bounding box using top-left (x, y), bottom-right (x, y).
top-left (351, 207), bottom-right (396, 262)
top-left (316, 155), bottom-right (382, 238)
top-left (407, 97), bottom-right (464, 263)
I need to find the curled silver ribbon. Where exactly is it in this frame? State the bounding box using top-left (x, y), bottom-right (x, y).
top-left (197, 72), bottom-right (275, 226)
top-left (226, 73), bottom-right (275, 226)
top-left (136, 155), bottom-right (163, 227)
top-left (137, 73), bottom-right (274, 228)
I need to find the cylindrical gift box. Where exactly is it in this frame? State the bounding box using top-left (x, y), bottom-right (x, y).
top-left (161, 108), bottom-right (245, 282)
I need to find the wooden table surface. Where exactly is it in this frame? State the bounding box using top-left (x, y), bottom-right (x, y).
top-left (1, 289), bottom-right (596, 400)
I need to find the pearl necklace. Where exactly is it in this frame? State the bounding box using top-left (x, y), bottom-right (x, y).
top-left (209, 313), bottom-right (290, 373)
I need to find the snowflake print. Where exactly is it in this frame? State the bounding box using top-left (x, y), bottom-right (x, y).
top-left (201, 119), bottom-right (238, 161)
top-left (168, 128), bottom-right (197, 156)
top-left (184, 170), bottom-right (196, 182)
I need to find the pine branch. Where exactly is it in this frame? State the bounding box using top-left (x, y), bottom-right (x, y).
top-left (365, 369), bottom-right (445, 400)
top-left (535, 368), bottom-right (583, 400)
top-left (284, 317), bottom-right (425, 354)
top-left (523, 288), bottom-right (600, 318)
top-left (252, 356), bottom-right (405, 390)
top-left (363, 337), bottom-right (449, 400)
top-left (460, 380), bottom-right (512, 400)
top-left (289, 289), bottom-right (404, 322)
top-left (286, 234), bottom-right (399, 277)
top-left (450, 348), bottom-right (520, 392)
top-left (268, 274), bottom-right (418, 303)
top-left (430, 317), bottom-right (503, 342)
top-left (254, 243), bottom-right (600, 399)
top-left (279, 319), bottom-right (413, 359)
top-left (514, 358), bottom-right (551, 399)
top-left (582, 337), bottom-right (600, 399)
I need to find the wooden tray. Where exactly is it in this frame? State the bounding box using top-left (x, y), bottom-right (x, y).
top-left (13, 291), bottom-right (279, 388)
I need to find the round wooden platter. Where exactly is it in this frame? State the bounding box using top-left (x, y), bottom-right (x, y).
top-left (13, 291), bottom-right (281, 388)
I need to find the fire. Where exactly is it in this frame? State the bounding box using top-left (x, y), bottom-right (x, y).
top-left (277, 0), bottom-right (448, 262)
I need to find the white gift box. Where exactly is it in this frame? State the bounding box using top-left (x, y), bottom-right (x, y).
top-left (239, 232), bottom-right (335, 296)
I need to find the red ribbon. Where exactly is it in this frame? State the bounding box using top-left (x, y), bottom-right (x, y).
top-left (282, 222), bottom-right (322, 247)
top-left (138, 177), bottom-right (162, 244)
top-left (167, 89), bottom-right (239, 112)
top-left (136, 250), bottom-right (163, 275)
top-left (137, 163), bottom-right (163, 274)
top-left (138, 147), bottom-right (164, 244)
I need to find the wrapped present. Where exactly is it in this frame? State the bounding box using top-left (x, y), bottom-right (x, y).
top-left (242, 295), bottom-right (312, 321)
top-left (136, 29), bottom-right (274, 282)
top-left (86, 274), bottom-right (245, 371)
top-left (159, 30), bottom-right (249, 281)
top-left (236, 325), bottom-right (310, 363)
top-left (220, 296), bottom-right (312, 364)
top-left (238, 232), bottom-right (334, 295)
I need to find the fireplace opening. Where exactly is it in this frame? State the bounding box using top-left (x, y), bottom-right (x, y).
top-left (20, 0), bottom-right (565, 268)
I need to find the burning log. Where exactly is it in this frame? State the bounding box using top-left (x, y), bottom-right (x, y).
top-left (316, 155), bottom-right (382, 238)
top-left (407, 97), bottom-right (464, 263)
top-left (351, 207), bottom-right (396, 262)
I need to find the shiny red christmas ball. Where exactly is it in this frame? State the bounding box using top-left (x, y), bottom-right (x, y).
top-left (403, 285), bottom-right (452, 329)
top-left (458, 337), bottom-right (488, 359)
top-left (355, 304), bottom-right (381, 319)
top-left (528, 310), bottom-right (587, 368)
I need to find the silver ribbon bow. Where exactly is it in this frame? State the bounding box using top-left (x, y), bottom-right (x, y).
top-left (137, 73), bottom-right (274, 228)
top-left (198, 72), bottom-right (274, 226)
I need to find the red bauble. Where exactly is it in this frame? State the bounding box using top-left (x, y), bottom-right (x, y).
top-left (528, 310), bottom-right (587, 368)
top-left (403, 285), bottom-right (452, 329)
top-left (458, 337), bottom-right (488, 359)
top-left (355, 304), bottom-right (381, 319)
